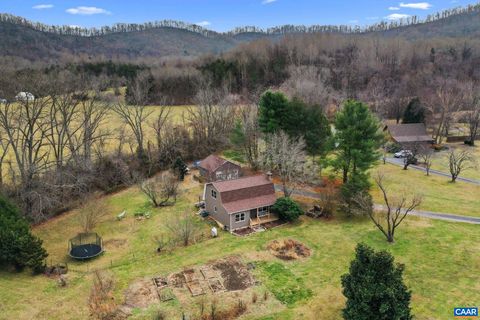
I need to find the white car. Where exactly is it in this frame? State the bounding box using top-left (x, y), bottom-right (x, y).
top-left (394, 150), bottom-right (413, 158)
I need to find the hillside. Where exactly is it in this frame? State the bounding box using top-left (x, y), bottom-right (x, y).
top-left (382, 7), bottom-right (480, 39)
top-left (1, 4), bottom-right (480, 64)
top-left (0, 20), bottom-right (239, 63)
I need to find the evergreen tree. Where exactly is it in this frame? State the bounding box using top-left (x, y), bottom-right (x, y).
top-left (342, 243), bottom-right (412, 320)
top-left (172, 157), bottom-right (188, 181)
top-left (333, 100), bottom-right (383, 183)
top-left (286, 98), bottom-right (332, 156)
top-left (0, 195), bottom-right (48, 273)
top-left (402, 98), bottom-right (425, 124)
top-left (258, 91), bottom-right (291, 134)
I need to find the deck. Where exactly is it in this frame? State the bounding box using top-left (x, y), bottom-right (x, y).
top-left (249, 213), bottom-right (279, 227)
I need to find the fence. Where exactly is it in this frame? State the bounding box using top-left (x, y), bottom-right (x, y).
top-left (446, 135), bottom-right (480, 143)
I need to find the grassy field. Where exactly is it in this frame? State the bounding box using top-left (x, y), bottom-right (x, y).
top-left (429, 143), bottom-right (480, 181)
top-left (0, 172), bottom-right (479, 320)
top-left (371, 162), bottom-right (480, 217)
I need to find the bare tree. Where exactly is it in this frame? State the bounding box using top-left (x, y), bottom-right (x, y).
top-left (230, 105), bottom-right (261, 170)
top-left (151, 107), bottom-right (171, 151)
top-left (166, 210), bottom-right (200, 247)
top-left (78, 197), bottom-right (109, 233)
top-left (140, 171), bottom-right (180, 207)
top-left (448, 149), bottom-right (475, 182)
top-left (187, 83), bottom-right (236, 156)
top-left (355, 172), bottom-right (422, 243)
top-left (261, 131), bottom-right (309, 197)
top-left (0, 130), bottom-right (10, 187)
top-left (461, 82), bottom-right (480, 146)
top-left (418, 145), bottom-right (434, 176)
top-left (401, 142), bottom-right (421, 170)
top-left (112, 73), bottom-right (153, 159)
top-left (46, 89), bottom-right (82, 169)
top-left (426, 79), bottom-right (462, 144)
top-left (0, 86), bottom-right (52, 218)
top-left (77, 91), bottom-right (110, 165)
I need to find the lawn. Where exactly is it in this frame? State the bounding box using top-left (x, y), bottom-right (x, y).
top-left (371, 162), bottom-right (480, 217)
top-left (0, 174), bottom-right (479, 320)
top-left (429, 143), bottom-right (480, 181)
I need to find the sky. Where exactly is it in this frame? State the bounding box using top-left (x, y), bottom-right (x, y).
top-left (0, 0), bottom-right (478, 32)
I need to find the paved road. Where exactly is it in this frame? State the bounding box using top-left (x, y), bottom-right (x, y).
top-left (385, 157), bottom-right (480, 185)
top-left (275, 185), bottom-right (480, 224)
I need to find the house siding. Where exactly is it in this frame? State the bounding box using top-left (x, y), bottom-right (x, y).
top-left (213, 162), bottom-right (240, 181)
top-left (204, 184), bottom-right (230, 228)
top-left (230, 211), bottom-right (250, 230)
top-left (199, 162), bottom-right (241, 182)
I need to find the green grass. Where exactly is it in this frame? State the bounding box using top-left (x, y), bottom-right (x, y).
top-left (222, 149), bottom-right (246, 164)
top-left (256, 262), bottom-right (313, 306)
top-left (371, 162), bottom-right (480, 217)
top-left (0, 175), bottom-right (479, 320)
top-left (429, 143), bottom-right (480, 181)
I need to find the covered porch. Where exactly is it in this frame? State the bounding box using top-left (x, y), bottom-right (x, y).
top-left (249, 206), bottom-right (278, 227)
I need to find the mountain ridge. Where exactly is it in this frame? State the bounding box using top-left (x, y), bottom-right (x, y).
top-left (1, 3), bottom-right (480, 64)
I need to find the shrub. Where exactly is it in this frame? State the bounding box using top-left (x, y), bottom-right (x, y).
top-left (0, 195), bottom-right (48, 273)
top-left (341, 243), bottom-right (412, 320)
top-left (271, 197), bottom-right (303, 222)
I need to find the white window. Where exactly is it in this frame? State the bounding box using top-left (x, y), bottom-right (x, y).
top-left (258, 206), bottom-right (269, 217)
top-left (235, 212), bottom-right (246, 223)
top-left (211, 190), bottom-right (217, 199)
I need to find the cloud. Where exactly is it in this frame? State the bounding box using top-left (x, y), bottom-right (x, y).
top-left (66, 6), bottom-right (111, 15)
top-left (386, 13), bottom-right (411, 20)
top-left (262, 0), bottom-right (277, 4)
top-left (196, 21), bottom-right (211, 27)
top-left (349, 20), bottom-right (359, 24)
top-left (33, 4), bottom-right (53, 10)
top-left (399, 2), bottom-right (432, 9)
top-left (388, 6), bottom-right (400, 10)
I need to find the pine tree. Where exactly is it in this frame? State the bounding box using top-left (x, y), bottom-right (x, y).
top-left (0, 195), bottom-right (48, 273)
top-left (341, 244), bottom-right (412, 320)
top-left (172, 157), bottom-right (188, 181)
top-left (333, 100), bottom-right (384, 183)
top-left (258, 91), bottom-right (291, 134)
top-left (403, 98), bottom-right (425, 124)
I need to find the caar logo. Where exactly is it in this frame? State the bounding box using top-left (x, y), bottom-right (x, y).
top-left (454, 307), bottom-right (478, 317)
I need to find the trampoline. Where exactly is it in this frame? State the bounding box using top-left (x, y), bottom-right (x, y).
top-left (68, 233), bottom-right (104, 260)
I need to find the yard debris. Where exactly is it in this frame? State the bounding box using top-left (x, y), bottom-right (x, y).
top-left (267, 239), bottom-right (311, 260)
top-left (212, 256), bottom-right (255, 291)
top-left (123, 279), bottom-right (158, 309)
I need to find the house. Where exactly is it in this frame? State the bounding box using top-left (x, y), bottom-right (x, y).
top-left (198, 154), bottom-right (241, 182)
top-left (203, 175), bottom-right (278, 232)
top-left (384, 123), bottom-right (434, 146)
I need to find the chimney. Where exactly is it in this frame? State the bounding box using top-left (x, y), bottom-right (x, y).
top-left (266, 171), bottom-right (273, 181)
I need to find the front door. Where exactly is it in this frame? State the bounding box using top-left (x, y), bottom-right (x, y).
top-left (250, 209), bottom-right (257, 219)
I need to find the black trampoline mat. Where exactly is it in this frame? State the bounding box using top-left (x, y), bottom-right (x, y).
top-left (69, 244), bottom-right (103, 259)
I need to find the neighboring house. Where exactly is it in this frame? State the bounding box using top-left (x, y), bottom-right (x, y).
top-left (203, 175), bottom-right (278, 232)
top-left (15, 92), bottom-right (35, 102)
top-left (198, 154), bottom-right (241, 182)
top-left (384, 123), bottom-right (434, 146)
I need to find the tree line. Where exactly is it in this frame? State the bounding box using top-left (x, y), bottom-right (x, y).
top-left (1, 2), bottom-right (480, 38)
